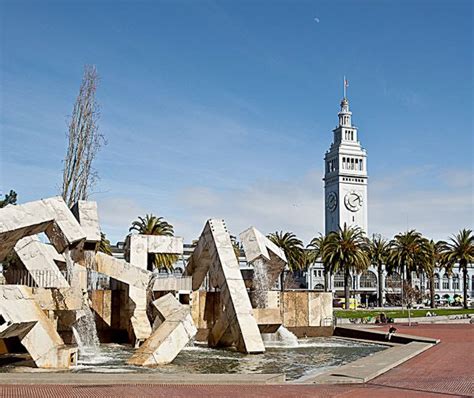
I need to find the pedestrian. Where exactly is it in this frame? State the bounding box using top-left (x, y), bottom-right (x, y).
top-left (386, 326), bottom-right (397, 341)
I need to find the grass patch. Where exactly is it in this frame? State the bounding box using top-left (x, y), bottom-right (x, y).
top-left (334, 308), bottom-right (474, 319)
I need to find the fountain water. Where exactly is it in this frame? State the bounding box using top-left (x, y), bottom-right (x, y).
top-left (63, 249), bottom-right (100, 352)
top-left (262, 325), bottom-right (299, 347)
top-left (252, 259), bottom-right (269, 308)
top-left (73, 301), bottom-right (100, 351)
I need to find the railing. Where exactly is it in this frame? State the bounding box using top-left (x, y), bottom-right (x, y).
top-left (153, 276), bottom-right (192, 291)
top-left (4, 269), bottom-right (71, 288)
top-left (2, 268), bottom-right (111, 291)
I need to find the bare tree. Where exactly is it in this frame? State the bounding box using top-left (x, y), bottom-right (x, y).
top-left (61, 65), bottom-right (105, 206)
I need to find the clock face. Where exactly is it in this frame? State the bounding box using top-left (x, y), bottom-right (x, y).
top-left (344, 191), bottom-right (363, 212)
top-left (326, 192), bottom-right (338, 212)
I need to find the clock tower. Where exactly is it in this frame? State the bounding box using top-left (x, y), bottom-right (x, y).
top-left (324, 85), bottom-right (368, 235)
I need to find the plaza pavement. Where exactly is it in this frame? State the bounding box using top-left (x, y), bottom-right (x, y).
top-left (0, 323), bottom-right (472, 397)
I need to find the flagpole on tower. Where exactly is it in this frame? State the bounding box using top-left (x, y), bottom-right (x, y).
top-left (343, 75), bottom-right (346, 98)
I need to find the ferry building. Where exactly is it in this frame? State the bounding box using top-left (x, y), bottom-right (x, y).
top-left (306, 89), bottom-right (473, 307)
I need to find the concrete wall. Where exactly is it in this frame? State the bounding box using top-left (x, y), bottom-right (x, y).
top-left (190, 290), bottom-right (333, 340)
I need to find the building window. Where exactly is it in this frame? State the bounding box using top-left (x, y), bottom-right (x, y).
top-left (334, 272), bottom-right (344, 288)
top-left (313, 269), bottom-right (323, 278)
top-left (434, 273), bottom-right (440, 289)
top-left (453, 274), bottom-right (460, 290)
top-left (359, 271), bottom-right (377, 288)
top-left (386, 272), bottom-right (401, 289)
top-left (442, 274), bottom-right (450, 290)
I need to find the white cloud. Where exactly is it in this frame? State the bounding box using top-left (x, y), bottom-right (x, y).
top-left (97, 197), bottom-right (147, 242)
top-left (98, 167), bottom-right (473, 246)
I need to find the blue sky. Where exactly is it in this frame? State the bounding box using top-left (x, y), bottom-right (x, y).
top-left (1, 0), bottom-right (472, 244)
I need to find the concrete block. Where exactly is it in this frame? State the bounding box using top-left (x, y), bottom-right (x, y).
top-left (70, 201), bottom-right (101, 244)
top-left (127, 235), bottom-right (148, 269)
top-left (128, 293), bottom-right (197, 366)
top-left (0, 196), bottom-right (85, 261)
top-left (0, 285), bottom-right (77, 368)
top-left (126, 234), bottom-right (183, 270)
top-left (147, 235), bottom-right (183, 255)
top-left (31, 287), bottom-right (82, 311)
top-left (185, 219), bottom-right (265, 354)
top-left (240, 226), bottom-right (287, 288)
top-left (14, 236), bottom-right (69, 288)
top-left (253, 308), bottom-right (282, 333)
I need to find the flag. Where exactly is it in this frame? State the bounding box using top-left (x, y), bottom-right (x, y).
top-left (344, 79), bottom-right (349, 88)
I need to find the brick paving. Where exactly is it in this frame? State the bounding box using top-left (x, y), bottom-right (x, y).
top-left (0, 324), bottom-right (472, 398)
top-left (368, 323), bottom-right (474, 397)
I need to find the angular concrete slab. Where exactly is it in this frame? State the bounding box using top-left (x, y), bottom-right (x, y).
top-left (240, 226), bottom-right (287, 289)
top-left (128, 293), bottom-right (197, 366)
top-left (126, 234), bottom-right (184, 270)
top-left (0, 285), bottom-right (77, 368)
top-left (253, 308), bottom-right (282, 333)
top-left (94, 252), bottom-right (152, 343)
top-left (0, 196), bottom-right (85, 261)
top-left (14, 236), bottom-right (69, 288)
top-left (70, 201), bottom-right (101, 244)
top-left (185, 219), bottom-right (265, 354)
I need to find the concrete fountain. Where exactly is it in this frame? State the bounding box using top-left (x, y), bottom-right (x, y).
top-left (1, 196), bottom-right (373, 380)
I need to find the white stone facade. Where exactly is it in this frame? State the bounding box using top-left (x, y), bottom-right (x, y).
top-left (324, 96), bottom-right (368, 235)
top-left (307, 262), bottom-right (474, 306)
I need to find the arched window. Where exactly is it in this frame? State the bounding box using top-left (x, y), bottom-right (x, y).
top-left (386, 272), bottom-right (401, 289)
top-left (314, 283), bottom-right (324, 291)
top-left (359, 271), bottom-right (377, 288)
top-left (442, 274), bottom-right (450, 289)
top-left (453, 274), bottom-right (460, 290)
top-left (334, 272), bottom-right (345, 288)
top-left (434, 273), bottom-right (440, 289)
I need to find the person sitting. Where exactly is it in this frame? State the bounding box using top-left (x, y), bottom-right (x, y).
top-left (380, 312), bottom-right (387, 324)
top-left (386, 326), bottom-right (397, 341)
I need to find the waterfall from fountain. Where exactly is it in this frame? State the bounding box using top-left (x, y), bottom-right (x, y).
top-left (63, 249), bottom-right (100, 352)
top-left (252, 259), bottom-right (269, 308)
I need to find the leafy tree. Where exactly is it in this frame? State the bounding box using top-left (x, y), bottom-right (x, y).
top-left (322, 224), bottom-right (370, 309)
top-left (129, 214), bottom-right (177, 271)
top-left (441, 229), bottom-right (474, 309)
top-left (307, 234), bottom-right (331, 291)
top-left (368, 234), bottom-right (389, 307)
top-left (0, 190), bottom-right (17, 208)
top-left (267, 231), bottom-right (305, 291)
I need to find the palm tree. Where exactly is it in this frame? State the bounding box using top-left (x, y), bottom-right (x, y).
top-left (322, 224), bottom-right (370, 309)
top-left (368, 234), bottom-right (389, 307)
top-left (441, 229), bottom-right (474, 309)
top-left (425, 239), bottom-right (446, 309)
top-left (267, 231), bottom-right (305, 291)
top-left (97, 232), bottom-right (112, 255)
top-left (230, 235), bottom-right (243, 261)
top-left (307, 234), bottom-right (331, 292)
top-left (0, 190), bottom-right (17, 208)
top-left (129, 214), bottom-right (178, 271)
top-left (387, 230), bottom-right (430, 307)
